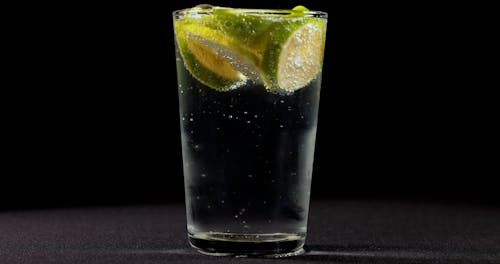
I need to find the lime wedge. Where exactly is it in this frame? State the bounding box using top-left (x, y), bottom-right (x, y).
top-left (260, 18), bottom-right (327, 92)
top-left (174, 21), bottom-right (260, 91)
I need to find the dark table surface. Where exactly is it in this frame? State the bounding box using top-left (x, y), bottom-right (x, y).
top-left (1, 200), bottom-right (499, 264)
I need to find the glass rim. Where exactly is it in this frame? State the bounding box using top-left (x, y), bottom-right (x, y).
top-left (173, 7), bottom-right (328, 19)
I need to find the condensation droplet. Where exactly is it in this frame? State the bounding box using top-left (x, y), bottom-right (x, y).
top-left (201, 173), bottom-right (206, 178)
top-left (243, 111), bottom-right (248, 114)
top-left (228, 115), bottom-right (233, 119)
top-left (189, 118), bottom-right (194, 122)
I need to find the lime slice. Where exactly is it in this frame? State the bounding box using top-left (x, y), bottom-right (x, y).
top-left (260, 18), bottom-right (327, 92)
top-left (174, 21), bottom-right (260, 91)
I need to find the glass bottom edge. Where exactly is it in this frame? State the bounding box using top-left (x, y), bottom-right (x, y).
top-left (188, 232), bottom-right (305, 258)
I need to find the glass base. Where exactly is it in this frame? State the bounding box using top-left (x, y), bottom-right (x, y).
top-left (188, 232), bottom-right (305, 258)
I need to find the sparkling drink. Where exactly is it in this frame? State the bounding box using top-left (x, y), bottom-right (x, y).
top-left (173, 5), bottom-right (327, 257)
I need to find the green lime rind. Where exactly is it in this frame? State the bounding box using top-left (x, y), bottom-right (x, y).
top-left (213, 7), bottom-right (273, 49)
top-left (176, 14), bottom-right (218, 29)
top-left (260, 17), bottom-right (327, 92)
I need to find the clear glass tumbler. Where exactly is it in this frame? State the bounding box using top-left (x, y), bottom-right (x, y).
top-left (173, 5), bottom-right (327, 257)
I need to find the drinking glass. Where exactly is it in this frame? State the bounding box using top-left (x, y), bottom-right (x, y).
top-left (173, 5), bottom-right (327, 257)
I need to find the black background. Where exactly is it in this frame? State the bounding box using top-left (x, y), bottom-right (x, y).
top-left (2, 1), bottom-right (496, 210)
